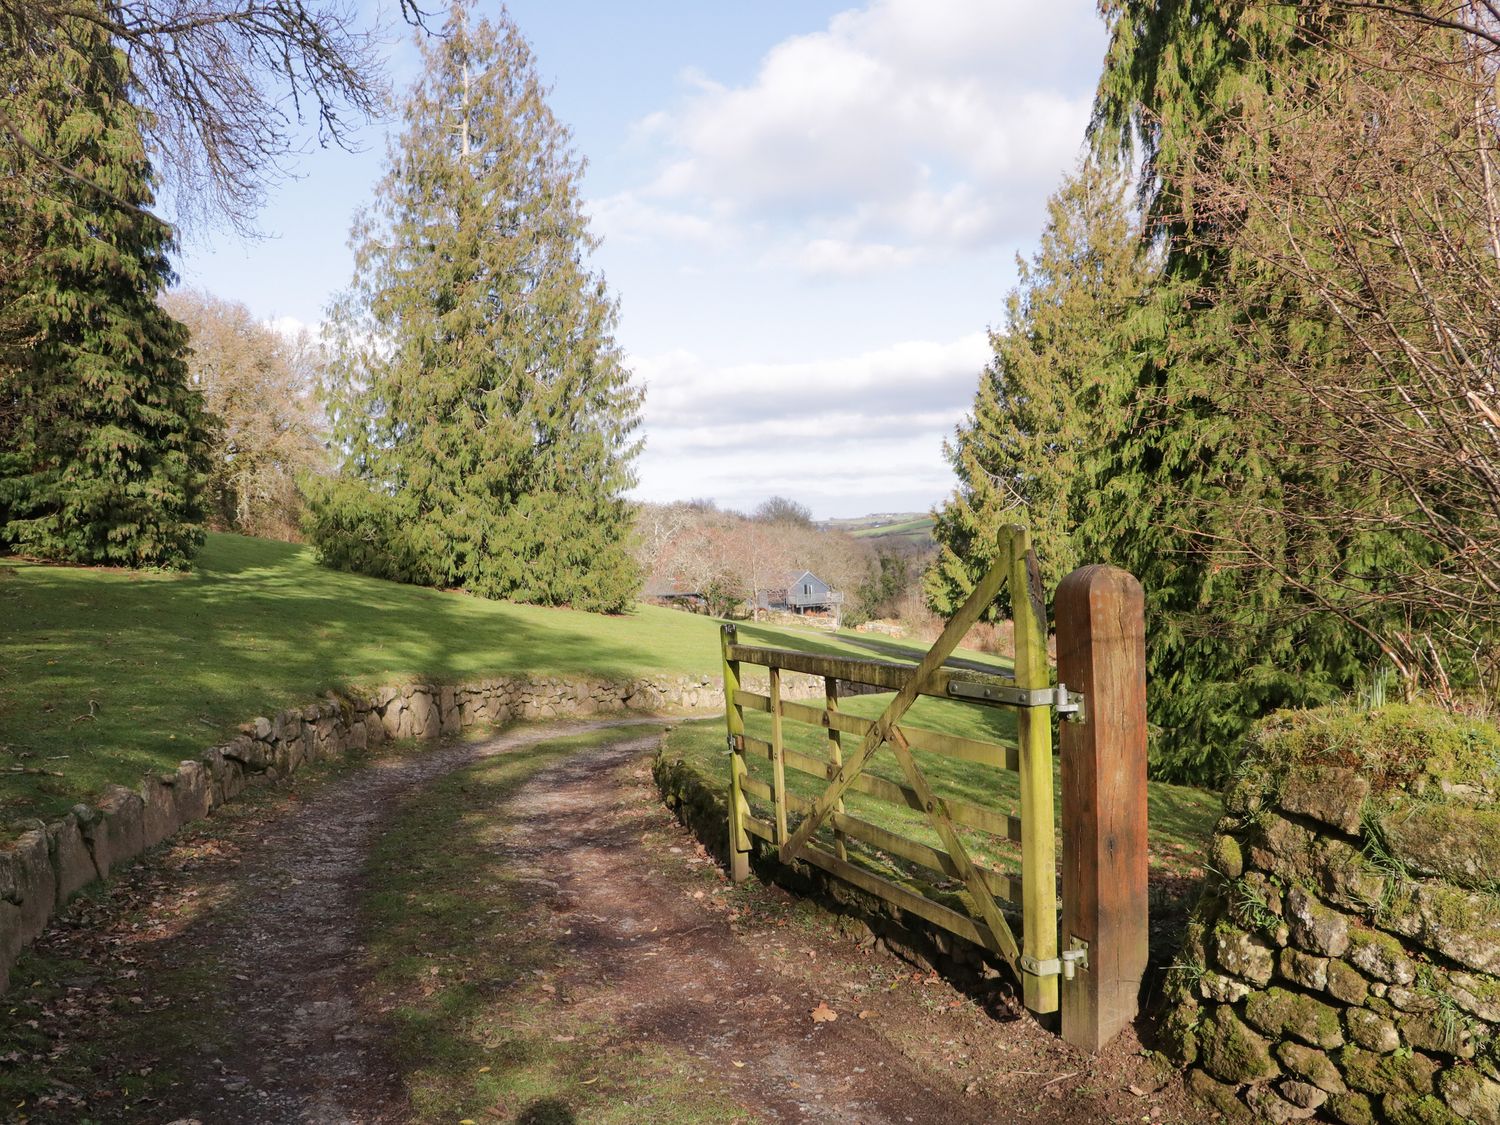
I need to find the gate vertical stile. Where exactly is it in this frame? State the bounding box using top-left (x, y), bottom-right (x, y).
top-left (1011, 527), bottom-right (1060, 1017)
top-left (769, 665), bottom-right (788, 845)
top-left (721, 623), bottom-right (750, 883)
top-left (825, 676), bottom-right (847, 862)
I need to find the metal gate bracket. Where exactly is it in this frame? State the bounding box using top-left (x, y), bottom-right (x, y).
top-left (1019, 954), bottom-right (1059, 978)
top-left (1020, 947), bottom-right (1089, 981)
top-left (947, 680), bottom-right (1086, 723)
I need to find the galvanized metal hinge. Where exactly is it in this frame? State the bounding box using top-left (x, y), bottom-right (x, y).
top-left (1019, 946), bottom-right (1089, 981)
top-left (947, 680), bottom-right (1086, 722)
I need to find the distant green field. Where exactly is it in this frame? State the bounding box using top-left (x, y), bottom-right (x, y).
top-left (848, 516), bottom-right (933, 538)
top-left (0, 533), bottom-right (994, 829)
top-left (829, 512), bottom-right (936, 551)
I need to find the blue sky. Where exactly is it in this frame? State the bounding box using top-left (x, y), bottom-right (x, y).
top-left (172, 0), bottom-right (1109, 519)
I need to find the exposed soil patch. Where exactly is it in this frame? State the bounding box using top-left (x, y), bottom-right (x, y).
top-left (2, 723), bottom-right (1211, 1123)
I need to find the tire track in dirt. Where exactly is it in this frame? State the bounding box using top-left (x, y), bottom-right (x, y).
top-left (148, 720), bottom-right (665, 1124)
top-left (495, 735), bottom-right (990, 1124)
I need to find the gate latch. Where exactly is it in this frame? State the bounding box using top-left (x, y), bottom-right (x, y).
top-left (1019, 947), bottom-right (1089, 981)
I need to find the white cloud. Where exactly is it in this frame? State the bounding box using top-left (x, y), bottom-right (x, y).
top-left (265, 314), bottom-right (316, 342)
top-left (629, 332), bottom-right (989, 516)
top-left (791, 238), bottom-right (922, 277)
top-left (587, 192), bottom-right (727, 247)
top-left (609, 0), bottom-right (1102, 276)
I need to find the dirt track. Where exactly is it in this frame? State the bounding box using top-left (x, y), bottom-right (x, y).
top-left (5, 722), bottom-right (1208, 1123)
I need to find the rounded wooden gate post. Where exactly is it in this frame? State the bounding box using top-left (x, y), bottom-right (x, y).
top-left (1054, 565), bottom-right (1148, 1052)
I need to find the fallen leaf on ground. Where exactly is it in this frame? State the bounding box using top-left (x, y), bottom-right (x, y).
top-left (810, 1001), bottom-right (838, 1023)
top-left (1128, 1085), bottom-right (1147, 1097)
top-left (857, 1010), bottom-right (875, 1019)
top-left (732, 1061), bottom-right (745, 1068)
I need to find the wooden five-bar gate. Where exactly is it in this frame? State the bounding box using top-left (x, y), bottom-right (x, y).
top-left (720, 526), bottom-right (1147, 1050)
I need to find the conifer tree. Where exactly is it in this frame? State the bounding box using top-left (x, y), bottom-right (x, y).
top-left (1086, 1), bottom-right (1376, 782)
top-left (0, 6), bottom-right (208, 567)
top-left (926, 157), bottom-right (1145, 619)
top-left (311, 2), bottom-right (642, 613)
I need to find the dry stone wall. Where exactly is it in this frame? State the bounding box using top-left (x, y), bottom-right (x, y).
top-left (0, 667), bottom-right (831, 993)
top-left (1167, 707), bottom-right (1500, 1125)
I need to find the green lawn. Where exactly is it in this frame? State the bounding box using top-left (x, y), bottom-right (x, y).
top-left (0, 532), bottom-right (1001, 830)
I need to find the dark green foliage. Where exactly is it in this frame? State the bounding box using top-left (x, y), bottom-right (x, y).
top-left (0, 5), bottom-right (208, 567)
top-left (299, 476), bottom-right (437, 587)
top-left (1080, 0), bottom-right (1382, 783)
top-left (313, 2), bottom-right (641, 613)
top-left (852, 548), bottom-right (910, 624)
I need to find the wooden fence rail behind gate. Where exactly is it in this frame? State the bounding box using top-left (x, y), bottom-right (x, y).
top-left (720, 526), bottom-right (1148, 1051)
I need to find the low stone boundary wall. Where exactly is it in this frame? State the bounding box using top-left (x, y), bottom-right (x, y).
top-left (1166, 707), bottom-right (1500, 1124)
top-left (0, 667), bottom-right (835, 993)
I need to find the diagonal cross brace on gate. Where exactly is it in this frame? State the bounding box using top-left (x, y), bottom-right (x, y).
top-left (772, 538), bottom-right (1011, 868)
top-left (769, 528), bottom-right (1057, 1012)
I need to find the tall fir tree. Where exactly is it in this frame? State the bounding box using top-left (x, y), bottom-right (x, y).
top-left (312, 2), bottom-right (642, 613)
top-left (1086, 1), bottom-right (1381, 782)
top-left (926, 156), bottom-right (1146, 618)
top-left (0, 4), bottom-right (208, 567)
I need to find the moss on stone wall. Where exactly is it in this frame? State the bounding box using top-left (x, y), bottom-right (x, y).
top-left (1173, 703), bottom-right (1500, 1123)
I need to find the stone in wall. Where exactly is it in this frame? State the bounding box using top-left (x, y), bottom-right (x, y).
top-left (46, 815), bottom-right (95, 904)
top-left (1168, 705), bottom-right (1500, 1124)
top-left (84, 785), bottom-right (145, 879)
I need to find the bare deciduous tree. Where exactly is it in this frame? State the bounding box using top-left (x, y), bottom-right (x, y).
top-left (2, 0), bottom-right (419, 230)
top-left (635, 501), bottom-right (876, 620)
top-left (163, 289), bottom-right (329, 539)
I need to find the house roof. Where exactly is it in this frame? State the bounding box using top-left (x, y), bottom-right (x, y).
top-left (775, 570), bottom-right (826, 590)
top-left (642, 577), bottom-right (699, 598)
